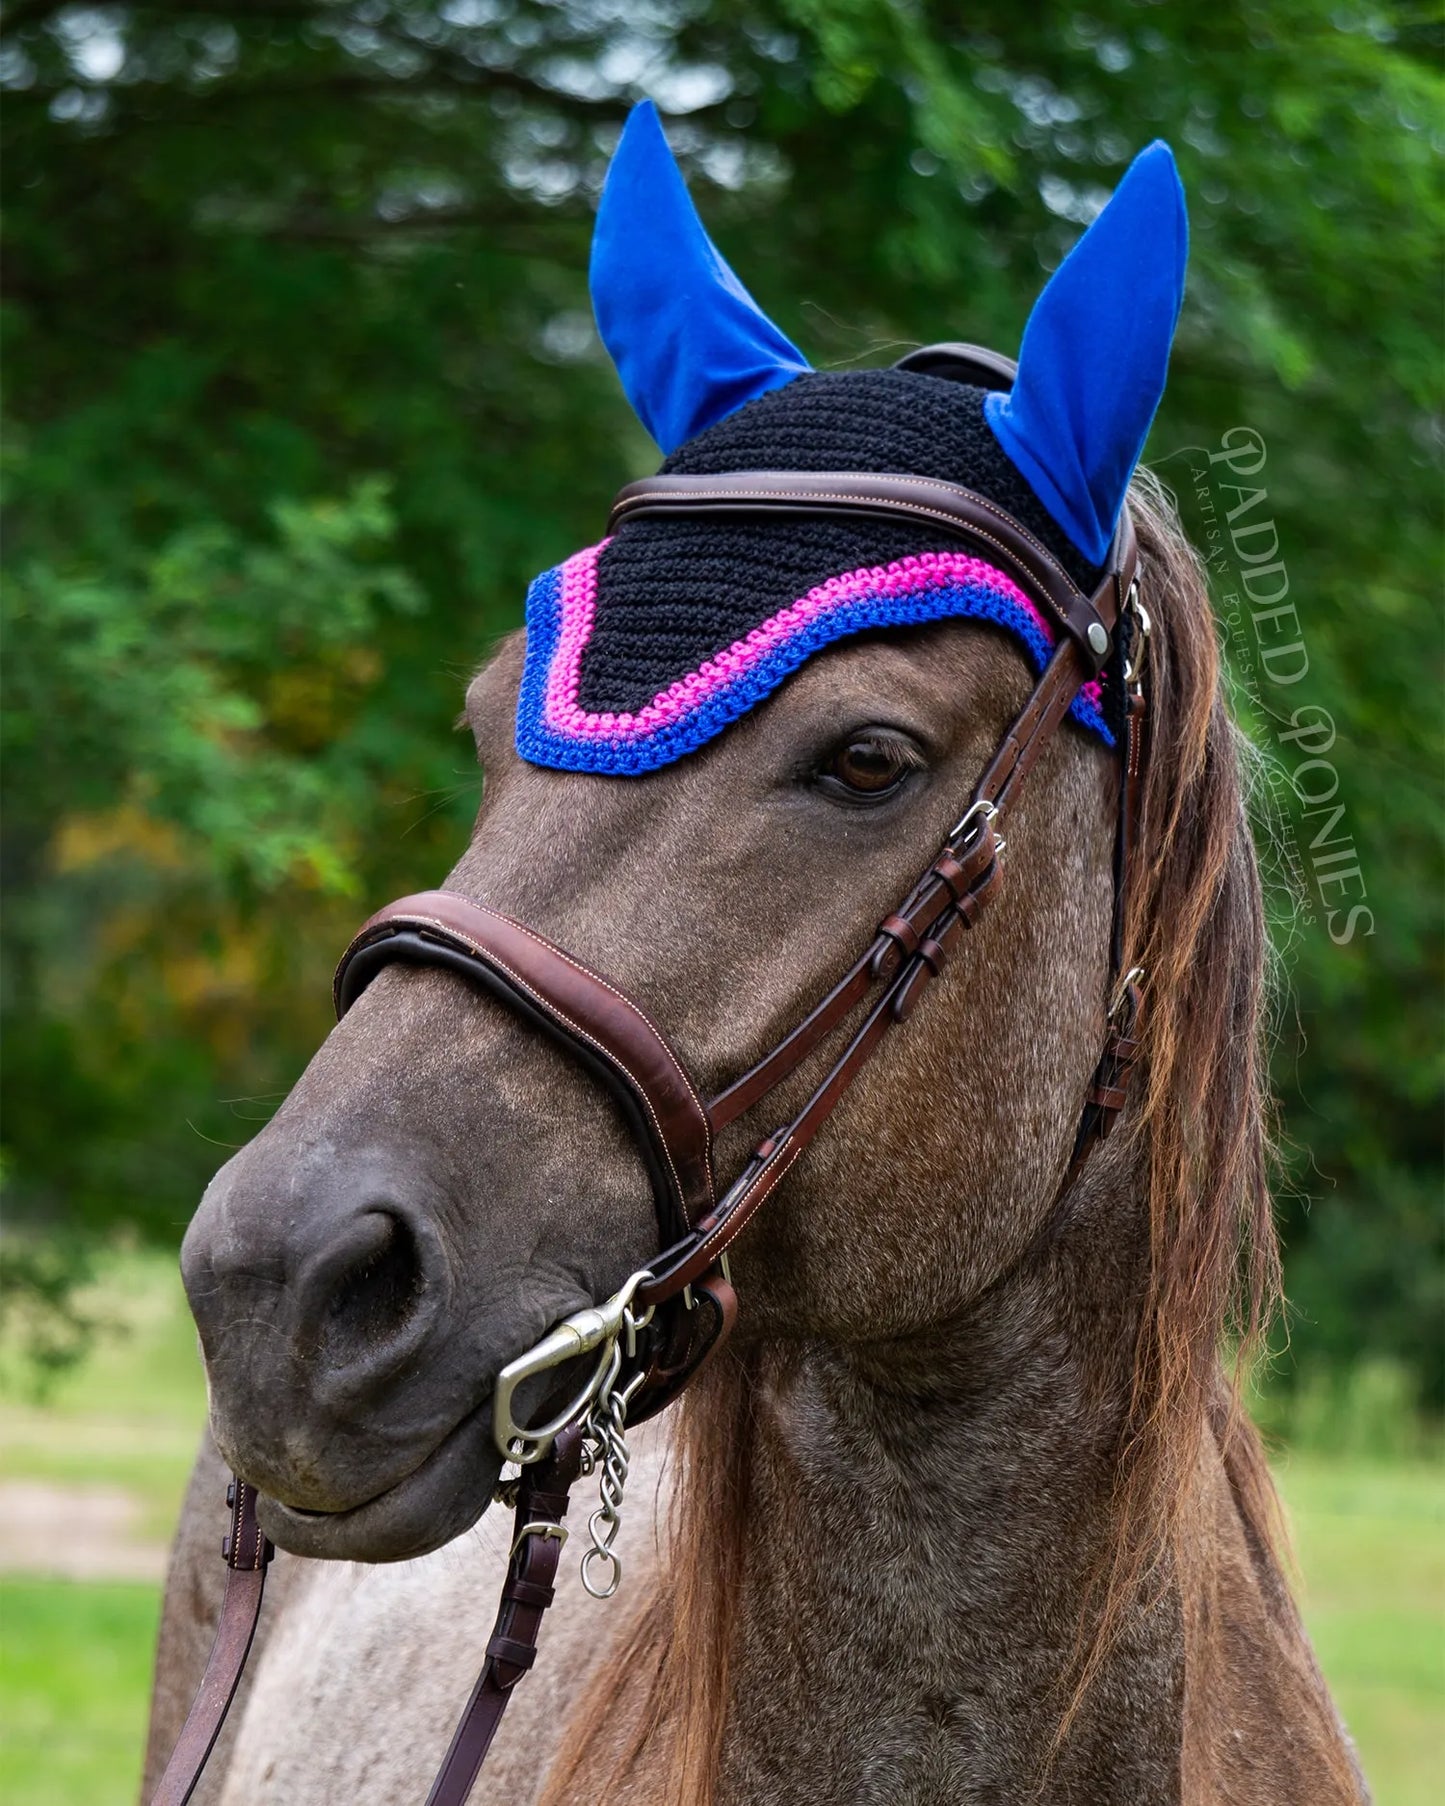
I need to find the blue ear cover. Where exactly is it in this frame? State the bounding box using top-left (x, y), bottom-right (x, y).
top-left (984, 141), bottom-right (1188, 564)
top-left (590, 100), bottom-right (811, 454)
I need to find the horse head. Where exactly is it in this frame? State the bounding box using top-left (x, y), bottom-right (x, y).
top-left (180, 107), bottom-right (1256, 1593)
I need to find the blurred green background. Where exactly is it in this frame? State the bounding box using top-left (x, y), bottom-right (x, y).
top-left (1, 1), bottom-right (1440, 1800)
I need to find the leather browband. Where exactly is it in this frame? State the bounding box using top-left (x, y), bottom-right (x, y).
top-left (607, 470), bottom-right (1127, 675)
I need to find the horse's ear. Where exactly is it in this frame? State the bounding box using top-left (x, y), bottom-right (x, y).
top-left (985, 142), bottom-right (1188, 563)
top-left (590, 100), bottom-right (811, 454)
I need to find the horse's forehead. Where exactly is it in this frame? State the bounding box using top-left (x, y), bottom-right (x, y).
top-left (770, 622), bottom-right (1026, 714)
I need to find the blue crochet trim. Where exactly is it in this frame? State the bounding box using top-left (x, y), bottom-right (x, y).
top-left (515, 562), bottom-right (1112, 776)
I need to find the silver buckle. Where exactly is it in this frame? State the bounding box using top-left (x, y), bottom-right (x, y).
top-left (947, 797), bottom-right (999, 849)
top-left (509, 1520), bottom-right (568, 1560)
top-left (1108, 965), bottom-right (1146, 1023)
top-left (1124, 585), bottom-right (1151, 685)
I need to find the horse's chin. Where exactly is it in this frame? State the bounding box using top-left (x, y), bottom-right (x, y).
top-left (254, 1399), bottom-right (502, 1563)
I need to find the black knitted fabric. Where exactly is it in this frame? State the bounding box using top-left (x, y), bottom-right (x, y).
top-left (576, 368), bottom-right (1102, 716)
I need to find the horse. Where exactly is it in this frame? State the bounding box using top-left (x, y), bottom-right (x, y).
top-left (143, 106), bottom-right (1368, 1805)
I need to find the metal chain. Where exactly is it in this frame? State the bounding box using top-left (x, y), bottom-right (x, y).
top-left (578, 1319), bottom-right (647, 1599)
top-left (492, 1291), bottom-right (652, 1599)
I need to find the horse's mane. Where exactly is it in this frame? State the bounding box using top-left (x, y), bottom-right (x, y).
top-left (1057, 466), bottom-right (1283, 1738)
top-left (539, 472), bottom-right (1283, 1805)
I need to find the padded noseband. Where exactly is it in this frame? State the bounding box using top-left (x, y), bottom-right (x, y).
top-left (336, 893), bottom-right (716, 1245)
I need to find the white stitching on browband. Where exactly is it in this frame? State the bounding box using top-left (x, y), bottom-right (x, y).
top-left (614, 486), bottom-right (1090, 637)
top-left (617, 479), bottom-right (1076, 585)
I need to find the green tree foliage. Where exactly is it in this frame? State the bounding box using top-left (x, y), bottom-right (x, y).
top-left (2, 3), bottom-right (1440, 1400)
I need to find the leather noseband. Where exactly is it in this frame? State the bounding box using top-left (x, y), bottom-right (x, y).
top-left (335, 892), bottom-right (716, 1244)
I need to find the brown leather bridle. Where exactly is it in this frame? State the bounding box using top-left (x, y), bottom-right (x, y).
top-left (150, 345), bottom-right (1151, 1806)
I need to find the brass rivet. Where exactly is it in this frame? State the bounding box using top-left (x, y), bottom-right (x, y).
top-left (1087, 622), bottom-right (1109, 657)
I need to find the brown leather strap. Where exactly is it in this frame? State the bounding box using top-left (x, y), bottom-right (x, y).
top-left (334, 892), bottom-right (717, 1240)
top-left (609, 470), bottom-right (1128, 673)
top-left (975, 638), bottom-right (1088, 812)
top-left (1113, 662), bottom-right (1148, 973)
top-left (635, 545), bottom-right (1141, 1323)
top-left (1090, 606), bottom-right (1152, 1150)
top-left (706, 801), bottom-right (1002, 1130)
top-left (638, 809), bottom-right (1006, 1314)
top-left (707, 943), bottom-right (876, 1131)
top-left (148, 1477), bottom-right (274, 1806)
top-left (424, 1428), bottom-right (585, 1806)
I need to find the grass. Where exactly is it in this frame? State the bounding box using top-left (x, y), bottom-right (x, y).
top-left (0, 1249), bottom-right (1440, 1804)
top-left (0, 1244), bottom-right (207, 1544)
top-left (1275, 1454), bottom-right (1445, 1803)
top-left (0, 1579), bottom-right (161, 1806)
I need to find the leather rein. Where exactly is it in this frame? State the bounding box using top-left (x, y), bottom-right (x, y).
top-left (151, 351), bottom-right (1152, 1806)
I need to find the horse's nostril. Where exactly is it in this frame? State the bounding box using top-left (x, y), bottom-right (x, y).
top-left (314, 1209), bottom-right (426, 1369)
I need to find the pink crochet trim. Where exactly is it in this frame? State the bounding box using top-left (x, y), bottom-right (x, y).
top-left (543, 541), bottom-right (1103, 739)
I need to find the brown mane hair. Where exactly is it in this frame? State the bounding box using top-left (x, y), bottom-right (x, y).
top-left (539, 472), bottom-right (1283, 1805)
top-left (1054, 466), bottom-right (1283, 1741)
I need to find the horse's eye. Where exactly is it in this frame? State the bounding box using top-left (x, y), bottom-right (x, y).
top-left (816, 730), bottom-right (921, 803)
